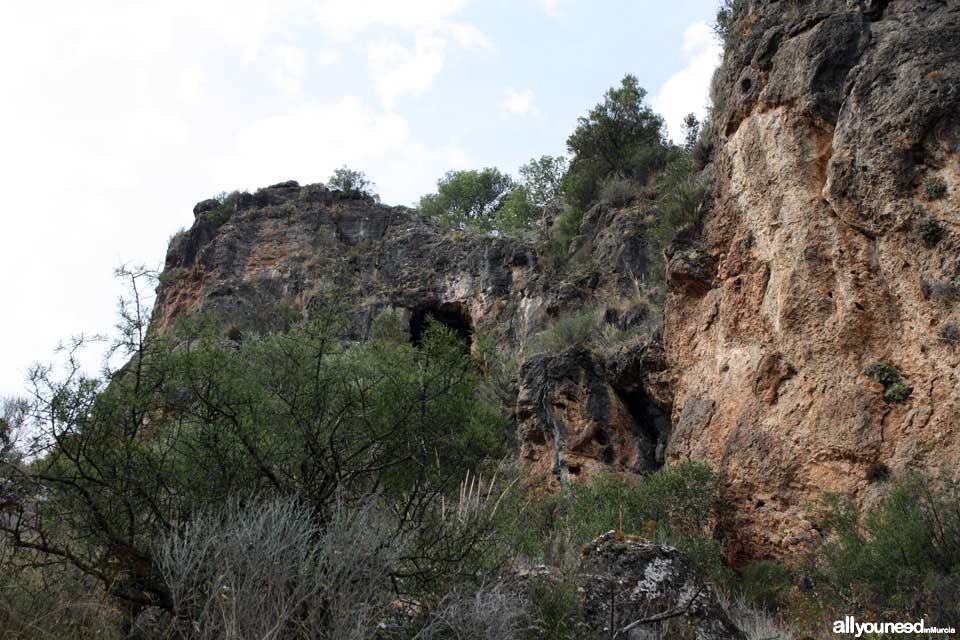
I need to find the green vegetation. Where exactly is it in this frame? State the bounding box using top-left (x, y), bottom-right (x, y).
top-left (864, 361), bottom-right (912, 403)
top-left (918, 214), bottom-right (945, 246)
top-left (416, 75), bottom-right (703, 280)
top-left (0, 273), bottom-right (512, 636)
top-left (519, 155), bottom-right (568, 208)
top-left (526, 576), bottom-right (582, 640)
top-left (884, 381), bottom-right (912, 403)
top-left (714, 0), bottom-right (744, 49)
top-left (525, 308), bottom-right (601, 355)
top-left (817, 474), bottom-right (960, 624)
top-left (561, 74), bottom-right (668, 209)
top-left (923, 174), bottom-right (947, 200)
top-left (327, 165), bottom-right (378, 197)
top-left (494, 463), bottom-right (730, 584)
top-left (651, 154), bottom-right (704, 258)
top-left (864, 361), bottom-right (902, 387)
top-left (418, 157), bottom-right (568, 233)
top-left (524, 305), bottom-right (651, 357)
top-left (419, 167), bottom-right (517, 230)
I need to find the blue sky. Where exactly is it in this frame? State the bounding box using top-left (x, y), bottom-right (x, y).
top-left (0, 0), bottom-right (720, 398)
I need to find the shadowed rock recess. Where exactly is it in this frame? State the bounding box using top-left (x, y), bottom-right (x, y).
top-left (153, 1), bottom-right (960, 566)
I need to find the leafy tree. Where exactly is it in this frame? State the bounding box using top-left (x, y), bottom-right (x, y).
top-left (562, 75), bottom-right (668, 208)
top-left (0, 272), bottom-right (508, 618)
top-left (327, 165), bottom-right (377, 197)
top-left (419, 168), bottom-right (516, 230)
top-left (518, 155), bottom-right (568, 208)
top-left (494, 186), bottom-right (539, 232)
top-left (682, 113), bottom-right (701, 150)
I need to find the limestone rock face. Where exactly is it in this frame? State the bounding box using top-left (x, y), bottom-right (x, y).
top-left (665, 0), bottom-right (960, 560)
top-left (576, 532), bottom-right (746, 640)
top-left (153, 184), bottom-right (667, 489)
top-left (157, 183), bottom-right (543, 348)
top-left (517, 348), bottom-right (656, 483)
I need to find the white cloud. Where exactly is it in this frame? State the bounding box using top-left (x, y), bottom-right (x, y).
top-left (176, 66), bottom-right (207, 106)
top-left (502, 87), bottom-right (538, 116)
top-left (652, 21), bottom-right (722, 144)
top-left (273, 44), bottom-right (307, 96)
top-left (313, 0), bottom-right (472, 38)
top-left (368, 37), bottom-right (448, 107)
top-left (314, 0), bottom-right (489, 106)
top-left (536, 0), bottom-right (562, 16)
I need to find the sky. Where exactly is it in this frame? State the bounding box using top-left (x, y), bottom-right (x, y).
top-left (0, 0), bottom-right (721, 399)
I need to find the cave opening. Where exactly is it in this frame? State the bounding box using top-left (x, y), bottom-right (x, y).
top-left (409, 302), bottom-right (473, 350)
top-left (614, 385), bottom-right (671, 471)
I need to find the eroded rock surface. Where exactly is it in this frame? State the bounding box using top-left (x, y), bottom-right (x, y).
top-left (154, 184), bottom-right (666, 489)
top-left (665, 0), bottom-right (960, 560)
top-left (576, 532), bottom-right (746, 640)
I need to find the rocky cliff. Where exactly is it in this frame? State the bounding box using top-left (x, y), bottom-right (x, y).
top-left (152, 0), bottom-right (960, 564)
top-left (155, 182), bottom-right (668, 485)
top-left (665, 0), bottom-right (960, 560)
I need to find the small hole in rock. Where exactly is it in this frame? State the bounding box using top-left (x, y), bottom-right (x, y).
top-left (740, 77), bottom-right (753, 93)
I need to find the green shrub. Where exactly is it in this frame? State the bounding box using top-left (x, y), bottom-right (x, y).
top-left (496, 186), bottom-right (539, 232)
top-left (419, 168), bottom-right (516, 230)
top-left (598, 174), bottom-right (639, 206)
top-left (918, 215), bottom-right (945, 246)
top-left (817, 474), bottom-right (960, 621)
top-left (864, 362), bottom-right (902, 387)
top-left (651, 155), bottom-right (704, 259)
top-left (3, 293), bottom-right (509, 615)
top-left (923, 175), bottom-right (947, 200)
top-left (884, 381), bottom-right (912, 403)
top-left (526, 575), bottom-right (582, 640)
top-left (714, 0), bottom-right (745, 49)
top-left (864, 362), bottom-right (912, 403)
top-left (739, 561), bottom-right (795, 612)
top-left (495, 463), bottom-right (729, 584)
top-left (562, 75), bottom-right (668, 208)
top-left (327, 165), bottom-right (377, 198)
top-left (525, 308), bottom-right (600, 356)
top-left (370, 308), bottom-right (408, 345)
top-left (540, 207), bottom-right (585, 270)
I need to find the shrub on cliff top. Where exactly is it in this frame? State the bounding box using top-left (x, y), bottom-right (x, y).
top-left (419, 167), bottom-right (516, 230)
top-left (561, 74), bottom-right (669, 209)
top-left (327, 165), bottom-right (378, 198)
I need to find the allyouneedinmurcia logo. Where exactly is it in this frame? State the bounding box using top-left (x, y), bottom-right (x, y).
top-left (833, 616), bottom-right (956, 637)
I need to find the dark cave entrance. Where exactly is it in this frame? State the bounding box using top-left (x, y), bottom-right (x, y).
top-left (613, 385), bottom-right (671, 472)
top-left (409, 302), bottom-right (473, 350)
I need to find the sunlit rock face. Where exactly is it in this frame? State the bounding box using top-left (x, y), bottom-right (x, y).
top-left (664, 0), bottom-right (960, 561)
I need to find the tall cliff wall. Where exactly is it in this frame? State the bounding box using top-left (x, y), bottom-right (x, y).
top-left (151, 0), bottom-right (960, 563)
top-left (665, 0), bottom-right (960, 560)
